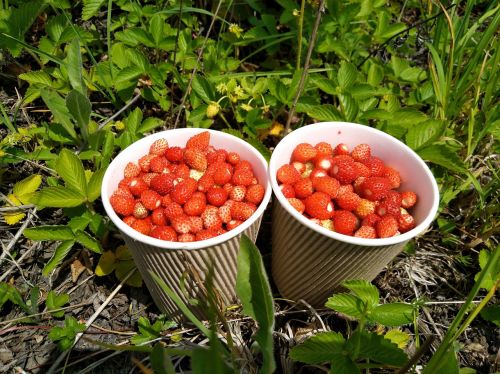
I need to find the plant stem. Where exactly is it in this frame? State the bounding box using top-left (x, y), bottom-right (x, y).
top-left (296, 0), bottom-right (306, 71)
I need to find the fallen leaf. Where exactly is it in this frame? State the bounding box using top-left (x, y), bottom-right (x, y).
top-left (71, 259), bottom-right (86, 283)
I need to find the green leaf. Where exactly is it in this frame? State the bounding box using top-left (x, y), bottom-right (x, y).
top-left (338, 93), bottom-right (358, 122)
top-left (24, 225), bottom-right (75, 241)
top-left (66, 39), bottom-right (85, 94)
top-left (406, 119), bottom-right (446, 151)
top-left (480, 304), bottom-right (500, 326)
top-left (343, 280), bottom-right (379, 309)
top-left (191, 346), bottom-right (232, 374)
top-left (66, 90), bottom-right (91, 138)
top-left (191, 76), bottom-right (215, 103)
top-left (46, 290), bottom-right (69, 318)
top-left (95, 251), bottom-right (116, 276)
top-left (348, 331), bottom-right (407, 367)
top-left (384, 330), bottom-right (410, 349)
top-left (325, 294), bottom-right (365, 319)
top-left (82, 0), bottom-right (105, 20)
top-left (433, 345), bottom-right (459, 374)
top-left (114, 65), bottom-right (144, 84)
top-left (330, 353), bottom-right (360, 374)
top-left (40, 89), bottom-right (77, 140)
top-left (306, 104), bottom-right (343, 121)
top-left (236, 235), bottom-right (275, 374)
top-left (151, 344), bottom-right (176, 374)
top-left (34, 187), bottom-right (86, 208)
top-left (245, 137), bottom-right (271, 163)
top-left (474, 250), bottom-right (499, 290)
top-left (417, 145), bottom-right (467, 173)
top-left (337, 61), bottom-right (357, 91)
top-left (290, 332), bottom-right (345, 364)
top-left (18, 71), bottom-right (53, 86)
top-left (149, 14), bottom-right (164, 46)
top-left (125, 107), bottom-right (143, 135)
top-left (370, 303), bottom-right (414, 326)
top-left (75, 230), bottom-right (102, 253)
top-left (311, 77), bottom-right (338, 95)
top-left (55, 149), bottom-right (87, 196)
top-left (87, 168), bottom-right (105, 202)
top-left (43, 240), bottom-right (75, 276)
top-left (13, 175), bottom-right (42, 204)
top-left (0, 282), bottom-right (30, 314)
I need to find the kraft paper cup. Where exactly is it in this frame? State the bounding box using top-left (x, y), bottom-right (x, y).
top-left (102, 129), bottom-right (272, 321)
top-left (269, 122), bottom-right (439, 306)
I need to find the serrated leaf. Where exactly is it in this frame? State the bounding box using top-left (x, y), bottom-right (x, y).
top-left (480, 304), bottom-right (500, 326)
top-left (114, 65), bottom-right (144, 85)
top-left (125, 107), bottom-right (143, 135)
top-left (384, 330), bottom-right (410, 349)
top-left (13, 175), bottom-right (42, 202)
top-left (43, 240), bottom-right (75, 276)
top-left (306, 104), bottom-right (343, 121)
top-left (325, 294), bottom-right (365, 319)
top-left (0, 282), bottom-right (30, 313)
top-left (406, 119), bottom-right (445, 150)
top-left (312, 77), bottom-right (338, 95)
top-left (46, 290), bottom-right (69, 318)
top-left (34, 187), bottom-right (86, 208)
top-left (370, 303), bottom-right (414, 326)
top-left (24, 225), bottom-right (75, 241)
top-left (40, 89), bottom-right (77, 140)
top-left (66, 39), bottom-right (84, 94)
top-left (55, 149), bottom-right (87, 196)
top-left (95, 251), bottom-right (116, 276)
top-left (474, 250), bottom-right (499, 290)
top-left (337, 61), bottom-right (357, 90)
top-left (389, 108), bottom-right (428, 127)
top-left (191, 76), bottom-right (215, 103)
top-left (149, 14), bottom-right (164, 46)
top-left (75, 230), bottom-right (101, 253)
top-left (349, 331), bottom-right (407, 367)
top-left (290, 332), bottom-right (345, 364)
top-left (343, 280), bottom-right (379, 309)
top-left (137, 117), bottom-right (164, 133)
top-left (417, 145), bottom-right (467, 173)
top-left (18, 71), bottom-right (52, 86)
top-left (3, 194), bottom-right (25, 225)
top-left (338, 93), bottom-right (358, 122)
top-left (330, 353), bottom-right (360, 374)
top-left (82, 0), bottom-right (105, 20)
top-left (87, 168), bottom-right (105, 202)
top-left (66, 90), bottom-right (91, 137)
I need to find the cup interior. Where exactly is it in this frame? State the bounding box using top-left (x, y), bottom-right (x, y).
top-left (102, 129), bottom-right (272, 250)
top-left (269, 122), bottom-right (440, 246)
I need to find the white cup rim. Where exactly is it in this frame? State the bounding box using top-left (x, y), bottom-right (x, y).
top-left (101, 129), bottom-right (272, 250)
top-left (269, 121), bottom-right (440, 247)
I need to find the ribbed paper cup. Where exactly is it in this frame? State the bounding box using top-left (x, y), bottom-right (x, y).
top-left (269, 122), bottom-right (439, 306)
top-left (102, 129), bottom-right (272, 321)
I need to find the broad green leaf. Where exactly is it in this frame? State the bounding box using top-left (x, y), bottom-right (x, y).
top-left (290, 332), bottom-right (345, 364)
top-left (406, 119), bottom-right (446, 150)
top-left (68, 216), bottom-right (91, 232)
top-left (388, 108), bottom-right (427, 127)
top-left (40, 89), bottom-right (77, 140)
top-left (149, 14), bottom-right (164, 46)
top-left (191, 76), bottom-right (215, 103)
top-left (370, 303), bottom-right (414, 326)
top-left (480, 304), bottom-right (500, 326)
top-left (82, 0), bottom-right (105, 20)
top-left (46, 290), bottom-right (69, 318)
top-left (428, 345), bottom-right (459, 374)
top-left (66, 90), bottom-right (91, 138)
top-left (330, 353), bottom-right (360, 374)
top-left (24, 225), bottom-right (75, 241)
top-left (75, 230), bottom-right (102, 253)
top-left (337, 61), bottom-right (357, 91)
top-left (95, 251), bottom-right (116, 276)
top-left (125, 107), bottom-right (143, 135)
top-left (400, 67), bottom-right (426, 82)
top-left (3, 194), bottom-right (25, 225)
top-left (87, 168), bottom-right (105, 202)
top-left (418, 145), bottom-right (467, 173)
top-left (151, 344), bottom-right (176, 374)
top-left (114, 65), bottom-right (144, 84)
top-left (191, 346), bottom-right (232, 374)
top-left (115, 261), bottom-right (142, 287)
top-left (0, 282), bottom-right (30, 313)
top-left (325, 294), bottom-right (364, 319)
top-left (338, 93), bottom-right (358, 122)
top-left (474, 250), bottom-right (499, 290)
top-left (18, 71), bottom-right (52, 86)
top-left (137, 117), bottom-right (164, 133)
top-left (66, 39), bottom-right (84, 94)
top-left (306, 104), bottom-right (343, 121)
top-left (236, 235), bottom-right (275, 373)
top-left (13, 175), bottom-right (42, 203)
top-left (43, 240), bottom-right (75, 276)
top-left (385, 330), bottom-right (410, 349)
top-left (343, 280), bottom-right (379, 309)
top-left (55, 149), bottom-right (87, 196)
top-left (348, 331), bottom-right (407, 367)
top-left (34, 187), bottom-right (86, 208)
top-left (367, 63), bottom-right (384, 87)
top-left (312, 77), bottom-right (338, 95)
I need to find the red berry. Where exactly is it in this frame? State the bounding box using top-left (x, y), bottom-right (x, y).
top-left (338, 184), bottom-right (354, 195)
top-left (149, 138), bottom-right (169, 155)
top-left (127, 177), bottom-right (148, 197)
top-left (189, 216), bottom-right (204, 233)
top-left (184, 148), bottom-right (207, 172)
top-left (165, 146), bottom-right (184, 162)
top-left (150, 156), bottom-right (170, 173)
top-left (351, 144), bottom-right (371, 162)
top-left (232, 169), bottom-right (254, 186)
top-left (198, 174), bottom-right (215, 192)
top-left (304, 192), bottom-right (334, 220)
top-left (227, 220), bottom-right (243, 230)
top-left (178, 233), bottom-right (195, 242)
top-left (333, 210), bottom-right (359, 236)
top-left (276, 164), bottom-right (301, 185)
top-left (196, 229), bottom-right (217, 241)
top-left (334, 143), bottom-right (350, 155)
top-left (361, 213), bottom-right (381, 227)
top-left (131, 218), bottom-right (152, 235)
top-left (398, 213), bottom-right (416, 232)
top-left (213, 162), bottom-right (233, 185)
top-left (312, 176), bottom-right (340, 198)
top-left (151, 226), bottom-right (177, 241)
top-left (151, 208), bottom-right (167, 226)
top-left (375, 215), bottom-right (399, 238)
top-left (309, 168), bottom-right (329, 181)
top-left (292, 161), bottom-right (306, 174)
top-left (292, 143), bottom-right (317, 163)
top-left (294, 178), bottom-right (314, 199)
top-left (164, 202), bottom-right (184, 220)
top-left (314, 155), bottom-right (333, 171)
top-left (112, 187), bottom-right (133, 200)
top-left (122, 216), bottom-right (136, 227)
top-left (150, 174), bottom-right (175, 195)
top-left (279, 184), bottom-right (296, 198)
top-left (336, 191), bottom-right (361, 211)
top-left (330, 157), bottom-right (358, 185)
top-left (235, 160), bottom-right (252, 172)
top-left (171, 178), bottom-right (198, 204)
top-left (363, 156), bottom-right (386, 177)
top-left (287, 198), bottom-right (305, 214)
top-left (354, 226), bottom-right (377, 239)
top-left (353, 162), bottom-right (371, 178)
top-left (245, 184), bottom-right (265, 205)
top-left (110, 195), bottom-right (135, 216)
top-left (206, 187), bottom-right (228, 207)
top-left (133, 202), bottom-right (148, 219)
top-left (138, 154), bottom-right (155, 172)
top-left (383, 167), bottom-right (401, 189)
top-left (375, 200), bottom-right (401, 218)
top-left (140, 189), bottom-right (162, 210)
top-left (124, 162), bottom-right (140, 178)
top-left (231, 202), bottom-right (255, 221)
top-left (142, 172), bottom-right (159, 186)
top-left (171, 215), bottom-right (192, 234)
top-left (218, 204), bottom-right (232, 223)
top-left (202, 206), bottom-right (223, 229)
top-left (227, 152), bottom-right (240, 165)
top-left (186, 131), bottom-right (210, 151)
top-left (315, 142), bottom-right (333, 156)
top-left (401, 191), bottom-right (417, 209)
top-left (230, 185), bottom-right (247, 202)
top-left (173, 163), bottom-right (190, 179)
top-left (360, 177), bottom-right (392, 201)
top-left (183, 195), bottom-right (207, 216)
top-left (161, 194), bottom-right (172, 207)
top-left (354, 199), bottom-right (376, 218)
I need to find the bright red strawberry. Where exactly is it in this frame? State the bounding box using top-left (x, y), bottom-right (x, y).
top-left (227, 220), bottom-right (243, 230)
top-left (232, 168), bottom-right (254, 186)
top-left (245, 184), bottom-right (265, 205)
top-left (122, 216), bottom-right (136, 227)
top-left (330, 157), bottom-right (358, 185)
top-left (353, 177), bottom-right (367, 194)
top-left (213, 163), bottom-right (233, 185)
top-left (375, 200), bottom-right (400, 217)
top-left (333, 210), bottom-right (359, 235)
top-left (133, 202), bottom-right (148, 219)
top-left (315, 142), bottom-right (333, 156)
top-left (231, 202), bottom-right (255, 221)
top-left (279, 184), bottom-right (296, 198)
top-left (112, 187), bottom-right (133, 200)
top-left (171, 215), bottom-right (192, 234)
top-left (110, 195), bottom-right (135, 216)
top-left (383, 167), bottom-right (401, 189)
top-left (184, 148), bottom-right (207, 172)
top-left (174, 163), bottom-right (190, 179)
top-left (353, 162), bottom-right (371, 178)
top-left (227, 152), bottom-right (240, 165)
top-left (183, 195), bottom-right (207, 216)
top-left (186, 131), bottom-right (210, 151)
top-left (218, 204), bottom-right (232, 223)
top-left (351, 144), bottom-right (371, 162)
top-left (288, 198), bottom-right (305, 214)
top-left (222, 183), bottom-right (234, 195)
top-left (127, 177), bottom-right (148, 197)
top-left (151, 226), bottom-right (177, 241)
top-left (196, 229), bottom-right (217, 241)
top-left (151, 208), bottom-right (167, 226)
top-left (142, 172), bottom-right (159, 186)
top-left (398, 213), bottom-right (415, 233)
top-left (206, 187), bottom-right (228, 207)
top-left (140, 190), bottom-right (162, 210)
top-left (400, 191), bottom-right (417, 209)
top-left (235, 160), bottom-right (252, 172)
top-left (314, 155), bottom-right (333, 171)
top-left (198, 174), bottom-right (215, 192)
top-left (124, 162), bottom-right (140, 178)
top-left (354, 199), bottom-right (376, 218)
top-left (361, 213), bottom-right (381, 227)
top-left (171, 178), bottom-right (198, 205)
top-left (360, 177), bottom-right (392, 201)
top-left (334, 143), bottom-right (350, 155)
top-left (338, 184), bottom-right (354, 196)
top-left (312, 176), bottom-right (340, 198)
top-left (161, 194), bottom-right (172, 207)
top-left (164, 202), bottom-right (184, 219)
top-left (189, 216), bottom-right (204, 233)
top-left (165, 146), bottom-right (184, 162)
top-left (276, 164), bottom-right (301, 185)
top-left (230, 185), bottom-right (247, 202)
top-left (150, 156), bottom-right (169, 173)
top-left (292, 143), bottom-right (317, 163)
top-left (354, 226), bottom-right (377, 239)
top-left (336, 191), bottom-right (361, 211)
top-left (363, 156), bottom-right (386, 177)
top-left (292, 161), bottom-right (306, 174)
top-left (139, 154), bottom-right (155, 172)
top-left (178, 233), bottom-right (195, 242)
top-left (376, 215), bottom-right (399, 238)
top-left (304, 192), bottom-right (334, 220)
top-left (294, 178), bottom-right (314, 199)
top-left (202, 206), bottom-right (223, 229)
top-left (131, 218), bottom-right (152, 235)
top-left (309, 168), bottom-right (328, 181)
top-left (150, 174), bottom-right (175, 195)
top-left (149, 138), bottom-right (169, 155)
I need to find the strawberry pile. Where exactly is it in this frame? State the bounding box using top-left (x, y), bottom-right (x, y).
top-left (109, 131), bottom-right (266, 242)
top-left (276, 142), bottom-right (418, 239)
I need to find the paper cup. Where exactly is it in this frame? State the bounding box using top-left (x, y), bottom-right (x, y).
top-left (269, 122), bottom-right (439, 306)
top-left (102, 129), bottom-right (272, 321)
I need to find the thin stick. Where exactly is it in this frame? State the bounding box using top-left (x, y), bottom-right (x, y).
top-left (172, 0), bottom-right (224, 129)
top-left (396, 335), bottom-right (435, 374)
top-left (97, 92), bottom-right (142, 132)
top-left (285, 0), bottom-right (326, 134)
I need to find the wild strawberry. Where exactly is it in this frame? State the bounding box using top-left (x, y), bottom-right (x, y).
top-left (230, 185), bottom-right (247, 202)
top-left (231, 202), bottom-right (255, 221)
top-left (292, 161), bottom-right (306, 174)
top-left (362, 213), bottom-right (381, 227)
top-left (140, 190), bottom-right (162, 210)
top-left (207, 149), bottom-right (225, 165)
top-left (227, 152), bottom-right (240, 165)
top-left (338, 184), bottom-right (354, 195)
top-left (150, 174), bottom-right (175, 195)
top-left (171, 215), bottom-right (192, 234)
top-left (309, 168), bottom-right (328, 181)
top-left (186, 131), bottom-right (210, 151)
top-left (196, 229), bottom-right (217, 241)
top-left (178, 233), bottom-right (195, 242)
top-left (151, 208), bottom-right (167, 226)
top-left (142, 173), bottom-right (159, 186)
top-left (351, 144), bottom-right (371, 162)
top-left (133, 201), bottom-right (148, 219)
top-left (198, 174), bottom-right (215, 192)
top-left (376, 215), bottom-right (399, 238)
top-left (315, 142), bottom-right (333, 156)
top-left (334, 143), bottom-right (350, 155)
top-left (375, 200), bottom-right (401, 217)
top-left (150, 156), bottom-right (170, 173)
top-left (165, 146), bottom-right (184, 162)
top-left (294, 178), bottom-right (314, 199)
top-left (400, 191), bottom-right (417, 209)
top-left (353, 162), bottom-right (371, 178)
top-left (314, 155), bottom-right (333, 171)
top-left (360, 177), bottom-right (392, 201)
top-left (110, 195), bottom-right (135, 216)
top-left (354, 226), bottom-right (377, 239)
top-left (288, 198), bottom-right (305, 214)
top-left (385, 190), bottom-right (402, 206)
top-left (151, 226), bottom-right (177, 241)
top-left (276, 164), bottom-right (301, 185)
top-left (336, 191), bottom-right (361, 211)
top-left (292, 143), bottom-right (317, 163)
top-left (202, 206), bottom-right (223, 229)
top-left (227, 220), bottom-right (243, 230)
top-left (333, 210), bottom-right (359, 236)
top-left (213, 163), bottom-right (233, 185)
top-left (189, 216), bottom-right (204, 233)
top-left (363, 156), bottom-right (386, 177)
top-left (122, 216), bottom-right (136, 227)
top-left (279, 184), bottom-right (296, 198)
top-left (312, 176), bottom-right (340, 198)
top-left (398, 213), bottom-right (416, 233)
top-left (222, 183), bottom-right (234, 195)
top-left (131, 218), bottom-right (152, 235)
top-left (235, 160), bottom-right (252, 172)
top-left (139, 154), bottom-right (155, 172)
top-left (302, 162), bottom-right (315, 178)
top-left (232, 169), bottom-right (254, 186)
top-left (174, 163), bottom-right (191, 179)
top-left (330, 157), bottom-right (358, 185)
top-left (245, 184), bottom-right (265, 205)
top-left (164, 202), bottom-right (184, 219)
top-left (161, 194), bottom-right (172, 207)
top-left (184, 148), bottom-right (207, 172)
top-left (149, 138), bottom-right (169, 155)
top-left (183, 195), bottom-right (207, 216)
top-left (128, 177), bottom-right (148, 197)
top-left (353, 177), bottom-right (367, 194)
top-left (112, 187), bottom-right (133, 200)
top-left (383, 167), bottom-right (401, 189)
top-left (171, 178), bottom-right (198, 205)
top-left (354, 199), bottom-right (376, 218)
top-left (124, 162), bottom-right (140, 178)
top-left (218, 204), bottom-right (232, 223)
top-left (304, 192), bottom-right (334, 220)
top-left (206, 187), bottom-right (228, 207)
